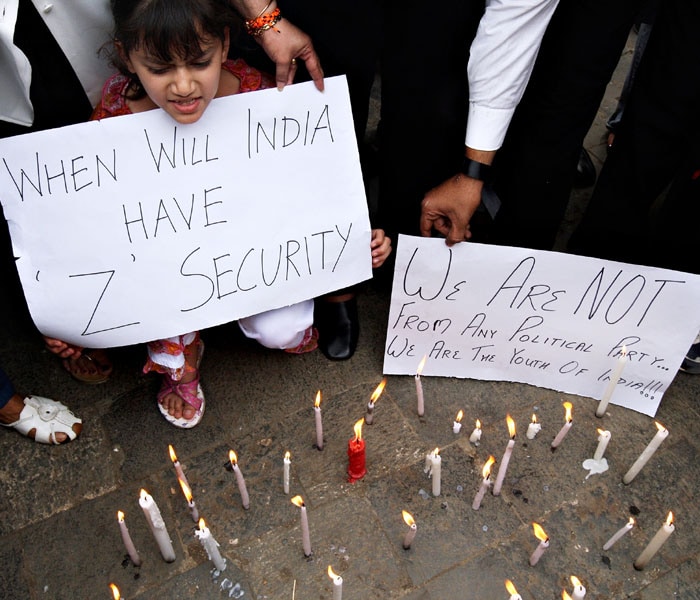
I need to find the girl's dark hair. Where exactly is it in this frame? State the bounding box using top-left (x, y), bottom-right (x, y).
top-left (109, 0), bottom-right (239, 99)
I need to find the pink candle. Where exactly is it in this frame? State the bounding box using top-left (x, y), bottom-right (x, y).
top-left (168, 444), bottom-right (190, 490)
top-left (492, 415), bottom-right (516, 496)
top-left (291, 495), bottom-right (312, 557)
top-left (529, 522), bottom-right (550, 566)
top-left (229, 450), bottom-right (250, 510)
top-left (313, 390), bottom-right (324, 450)
top-left (551, 402), bottom-right (573, 449)
top-left (117, 510), bottom-right (142, 566)
top-left (401, 510), bottom-right (417, 549)
top-left (603, 517), bottom-right (635, 550)
top-left (472, 455), bottom-right (496, 510)
top-left (415, 355), bottom-right (427, 416)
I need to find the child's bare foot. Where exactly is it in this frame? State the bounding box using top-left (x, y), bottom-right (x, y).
top-left (159, 370), bottom-right (198, 421)
top-left (156, 339), bottom-right (205, 428)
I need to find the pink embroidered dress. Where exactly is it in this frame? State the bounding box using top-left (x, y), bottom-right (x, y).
top-left (92, 59), bottom-right (274, 380)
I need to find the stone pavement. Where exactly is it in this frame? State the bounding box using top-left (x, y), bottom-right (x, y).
top-left (2, 31), bottom-right (699, 600)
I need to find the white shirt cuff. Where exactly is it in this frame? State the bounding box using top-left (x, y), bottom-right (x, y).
top-left (465, 103), bottom-right (515, 152)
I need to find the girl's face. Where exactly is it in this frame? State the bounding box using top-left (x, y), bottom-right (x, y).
top-left (124, 30), bottom-right (230, 124)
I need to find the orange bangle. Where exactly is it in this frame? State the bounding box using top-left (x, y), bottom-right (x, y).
top-left (245, 7), bottom-right (282, 36)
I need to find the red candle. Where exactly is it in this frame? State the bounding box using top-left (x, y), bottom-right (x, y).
top-left (347, 418), bottom-right (366, 482)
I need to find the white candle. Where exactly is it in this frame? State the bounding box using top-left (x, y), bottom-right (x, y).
top-left (327, 566), bottom-right (343, 600)
top-left (551, 402), bottom-right (573, 449)
top-left (283, 451), bottom-right (291, 495)
top-left (313, 390), bottom-right (324, 450)
top-left (493, 415), bottom-right (516, 496)
top-left (168, 444), bottom-right (191, 490)
top-left (529, 523), bottom-right (549, 566)
top-left (622, 421), bottom-right (669, 484)
top-left (229, 450), bottom-right (250, 509)
top-left (365, 401), bottom-right (375, 425)
top-left (469, 419), bottom-right (482, 445)
top-left (593, 429), bottom-right (611, 461)
top-left (472, 455), bottom-right (495, 510)
top-left (505, 579), bottom-right (522, 600)
top-left (634, 512), bottom-right (674, 570)
top-left (597, 346), bottom-right (627, 417)
top-left (452, 409), bottom-right (463, 434)
top-left (195, 518), bottom-right (227, 572)
top-left (570, 575), bottom-right (586, 599)
top-left (526, 414), bottom-right (541, 439)
top-left (603, 517), bottom-right (635, 550)
top-left (365, 378), bottom-right (386, 425)
top-left (291, 496), bottom-right (312, 557)
top-left (139, 489), bottom-right (176, 562)
top-left (401, 510), bottom-right (417, 549)
top-left (426, 448), bottom-right (441, 497)
top-left (415, 355), bottom-right (427, 416)
top-left (117, 511), bottom-right (142, 566)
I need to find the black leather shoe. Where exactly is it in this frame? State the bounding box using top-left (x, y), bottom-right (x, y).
top-left (574, 147), bottom-right (596, 188)
top-left (315, 297), bottom-right (359, 360)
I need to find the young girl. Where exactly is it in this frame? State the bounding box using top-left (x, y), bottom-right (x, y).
top-left (45, 0), bottom-right (391, 428)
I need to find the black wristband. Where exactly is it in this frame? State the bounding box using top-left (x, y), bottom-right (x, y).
top-left (460, 157), bottom-right (493, 183)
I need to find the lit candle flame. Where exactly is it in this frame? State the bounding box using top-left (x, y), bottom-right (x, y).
top-left (506, 414), bottom-right (516, 438)
top-left (179, 478), bottom-right (193, 503)
top-left (483, 455), bottom-right (496, 479)
top-left (139, 488), bottom-right (149, 501)
top-left (563, 401), bottom-right (573, 423)
top-left (117, 510), bottom-right (125, 522)
top-left (327, 565), bottom-right (340, 581)
top-left (353, 418), bottom-right (364, 442)
top-left (570, 575), bottom-right (582, 588)
top-left (314, 390), bottom-right (322, 409)
top-left (432, 447), bottom-right (440, 457)
top-left (229, 449), bottom-right (238, 466)
top-left (198, 517), bottom-right (206, 531)
top-left (475, 418), bottom-right (481, 429)
top-left (562, 591), bottom-right (572, 600)
top-left (533, 522), bottom-right (549, 542)
top-left (402, 510), bottom-right (415, 527)
top-left (291, 495), bottom-right (304, 508)
top-left (596, 428), bottom-right (605, 436)
top-left (371, 378), bottom-right (387, 403)
top-left (531, 413), bottom-right (538, 424)
top-left (455, 410), bottom-right (463, 423)
top-left (284, 450), bottom-right (291, 461)
top-left (109, 583), bottom-right (121, 600)
top-left (655, 421), bottom-right (667, 433)
top-left (416, 355), bottom-right (427, 376)
top-left (666, 511), bottom-right (674, 527)
top-left (628, 516), bottom-right (636, 526)
top-left (168, 444), bottom-right (178, 463)
top-left (505, 579), bottom-right (518, 595)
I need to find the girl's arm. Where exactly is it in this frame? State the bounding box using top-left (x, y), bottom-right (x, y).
top-left (371, 229), bottom-right (392, 268)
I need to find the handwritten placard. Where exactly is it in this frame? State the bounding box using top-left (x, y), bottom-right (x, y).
top-left (0, 76), bottom-right (371, 347)
top-left (384, 235), bottom-right (700, 416)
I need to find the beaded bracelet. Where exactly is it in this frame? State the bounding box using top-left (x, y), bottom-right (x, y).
top-left (245, 6), bottom-right (282, 36)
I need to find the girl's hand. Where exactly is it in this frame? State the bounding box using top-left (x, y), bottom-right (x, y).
top-left (44, 337), bottom-right (83, 360)
top-left (371, 229), bottom-right (392, 268)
